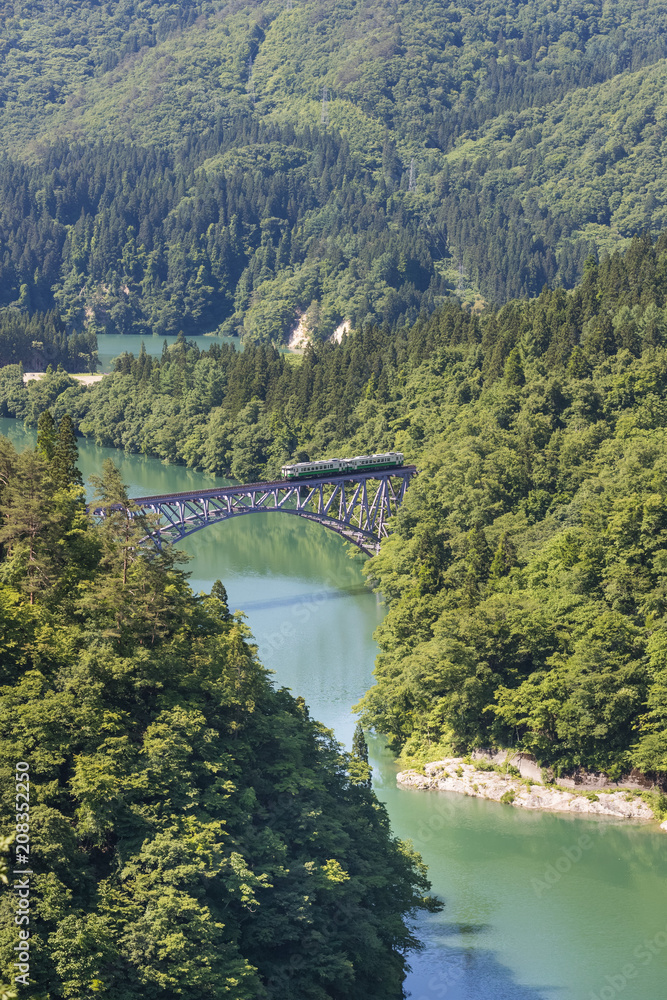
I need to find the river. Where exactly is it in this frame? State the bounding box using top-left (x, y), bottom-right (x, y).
top-left (95, 332), bottom-right (239, 372)
top-left (1, 416), bottom-right (666, 1000)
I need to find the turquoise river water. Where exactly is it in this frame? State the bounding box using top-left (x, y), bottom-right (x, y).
top-left (95, 332), bottom-right (239, 372)
top-left (1, 416), bottom-right (666, 1000)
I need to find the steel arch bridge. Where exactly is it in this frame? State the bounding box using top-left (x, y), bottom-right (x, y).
top-left (93, 466), bottom-right (417, 555)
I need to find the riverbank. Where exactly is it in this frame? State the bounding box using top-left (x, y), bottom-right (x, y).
top-left (23, 371), bottom-right (106, 385)
top-left (397, 757), bottom-right (664, 824)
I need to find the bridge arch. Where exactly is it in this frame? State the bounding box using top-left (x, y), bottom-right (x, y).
top-left (93, 467), bottom-right (417, 557)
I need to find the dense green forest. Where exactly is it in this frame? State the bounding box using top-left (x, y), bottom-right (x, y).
top-left (6, 0), bottom-right (667, 991)
top-left (0, 310), bottom-right (96, 371)
top-left (4, 0), bottom-right (667, 340)
top-left (5, 235), bottom-right (667, 780)
top-left (0, 433), bottom-right (432, 997)
top-left (0, 126), bottom-right (443, 342)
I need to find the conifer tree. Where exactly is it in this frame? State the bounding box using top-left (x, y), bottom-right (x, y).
top-left (466, 526), bottom-right (492, 582)
top-left (53, 414), bottom-right (83, 489)
top-left (36, 409), bottom-right (57, 462)
top-left (566, 345), bottom-right (591, 379)
top-left (350, 722), bottom-right (372, 787)
top-left (0, 449), bottom-right (60, 603)
top-left (210, 579), bottom-right (233, 621)
top-left (489, 531), bottom-right (518, 582)
top-left (504, 346), bottom-right (525, 386)
top-left (89, 458), bottom-right (141, 587)
top-left (89, 457), bottom-right (130, 509)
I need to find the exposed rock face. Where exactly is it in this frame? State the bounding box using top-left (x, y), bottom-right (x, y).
top-left (287, 313), bottom-right (310, 351)
top-left (397, 758), bottom-right (657, 822)
top-left (471, 749), bottom-right (658, 790)
top-left (330, 320), bottom-right (350, 344)
top-left (288, 314), bottom-right (349, 349)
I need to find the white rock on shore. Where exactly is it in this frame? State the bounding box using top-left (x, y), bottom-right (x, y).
top-left (397, 758), bottom-right (656, 822)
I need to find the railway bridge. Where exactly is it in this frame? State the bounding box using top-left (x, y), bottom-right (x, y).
top-left (93, 466), bottom-right (417, 555)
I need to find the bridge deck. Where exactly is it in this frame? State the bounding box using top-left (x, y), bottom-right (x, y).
top-left (128, 465), bottom-right (417, 505)
top-left (92, 465), bottom-right (418, 555)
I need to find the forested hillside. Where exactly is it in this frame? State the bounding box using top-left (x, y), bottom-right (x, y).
top-left (6, 235), bottom-right (667, 780)
top-left (0, 310), bottom-right (96, 371)
top-left (3, 0), bottom-right (667, 341)
top-left (0, 435), bottom-right (431, 997)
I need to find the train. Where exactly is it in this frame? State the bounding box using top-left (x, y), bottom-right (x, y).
top-left (281, 452), bottom-right (404, 480)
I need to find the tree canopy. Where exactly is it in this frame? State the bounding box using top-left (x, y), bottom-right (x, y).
top-left (0, 440), bottom-right (433, 997)
top-left (3, 0), bottom-right (667, 341)
top-left (7, 235), bottom-right (667, 778)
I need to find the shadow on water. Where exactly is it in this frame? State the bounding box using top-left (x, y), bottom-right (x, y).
top-left (185, 514), bottom-right (371, 592)
top-left (405, 918), bottom-right (561, 1000)
top-left (241, 584), bottom-right (370, 611)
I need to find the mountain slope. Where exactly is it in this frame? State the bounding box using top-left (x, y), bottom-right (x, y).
top-left (3, 0), bottom-right (667, 339)
top-left (5, 0), bottom-right (667, 158)
top-left (437, 58), bottom-right (667, 297)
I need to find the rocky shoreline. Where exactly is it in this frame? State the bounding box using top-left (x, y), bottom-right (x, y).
top-left (397, 758), bottom-right (665, 825)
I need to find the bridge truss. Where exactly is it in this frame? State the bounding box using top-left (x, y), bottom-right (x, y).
top-left (96, 466), bottom-right (417, 555)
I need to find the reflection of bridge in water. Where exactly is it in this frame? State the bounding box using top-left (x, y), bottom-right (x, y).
top-left (96, 466), bottom-right (417, 555)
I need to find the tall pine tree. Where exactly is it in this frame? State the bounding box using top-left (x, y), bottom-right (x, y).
top-left (53, 414), bottom-right (83, 489)
top-left (36, 409), bottom-right (57, 462)
top-left (350, 722), bottom-right (372, 787)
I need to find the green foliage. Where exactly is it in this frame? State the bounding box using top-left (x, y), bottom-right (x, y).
top-left (53, 414), bottom-right (83, 489)
top-left (500, 789), bottom-right (516, 805)
top-left (0, 437), bottom-right (92, 606)
top-left (504, 348), bottom-right (525, 387)
top-left (0, 311), bottom-right (95, 373)
top-left (350, 723), bottom-right (372, 787)
top-left (0, 449), bottom-right (432, 998)
top-left (36, 410), bottom-right (57, 462)
top-left (644, 791), bottom-right (667, 821)
top-left (0, 311), bottom-right (484, 474)
top-left (0, 127), bottom-right (445, 344)
top-left (348, 235), bottom-right (667, 778)
top-left (4, 0), bottom-right (667, 339)
top-left (6, 236), bottom-right (667, 781)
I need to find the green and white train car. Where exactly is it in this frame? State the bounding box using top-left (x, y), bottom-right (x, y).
top-left (281, 452), bottom-right (404, 480)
